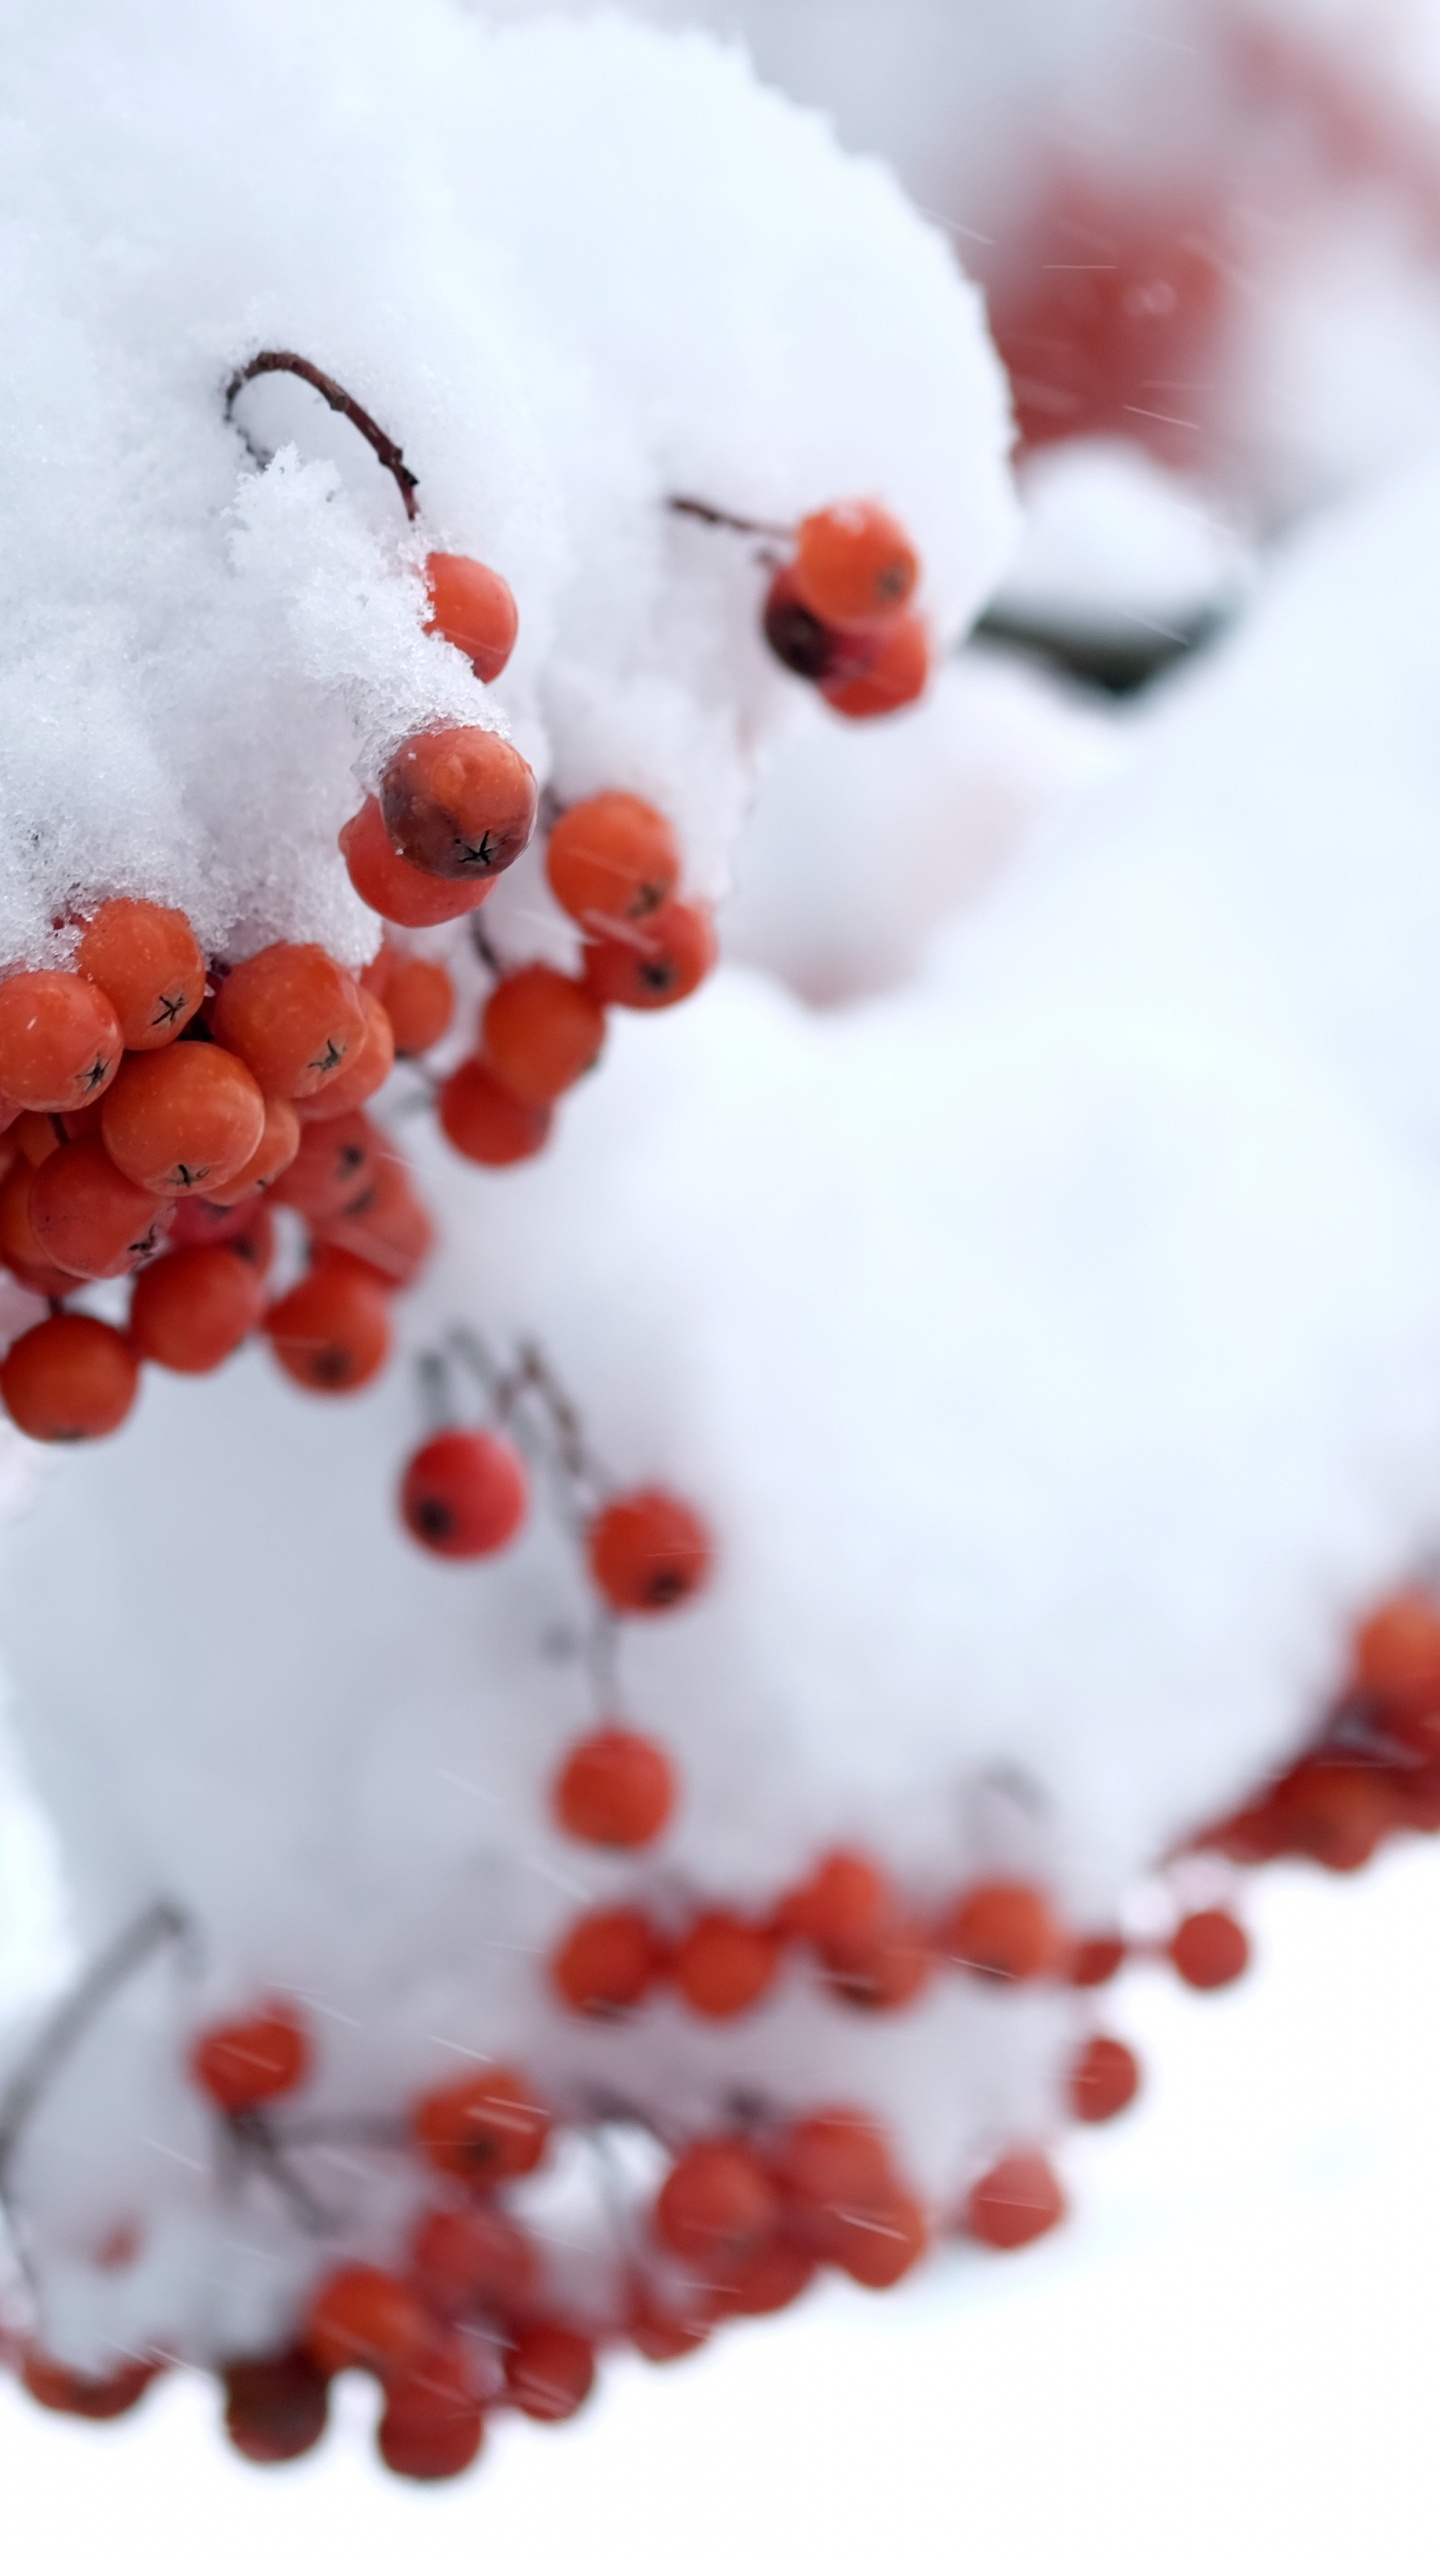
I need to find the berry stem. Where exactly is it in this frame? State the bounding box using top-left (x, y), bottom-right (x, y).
top-left (668, 494), bottom-right (790, 541)
top-left (224, 351), bottom-right (420, 522)
top-left (224, 2112), bottom-right (340, 2238)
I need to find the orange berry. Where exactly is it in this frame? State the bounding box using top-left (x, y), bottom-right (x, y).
top-left (264, 1261), bottom-right (391, 1394)
top-left (504, 2325), bottom-right (595, 2424)
top-left (409, 2203), bottom-right (538, 2320)
top-left (293, 986), bottom-right (394, 1124)
top-left (828, 2188), bottom-right (927, 2291)
top-left (0, 971), bottom-right (123, 1112)
top-left (1, 1314), bottom-right (139, 1441)
top-left (963, 2152), bottom-right (1066, 2252)
top-left (202, 1096), bottom-right (300, 1207)
top-left (937, 1880), bottom-right (1061, 1984)
top-left (378, 2343), bottom-right (486, 2480)
top-left (341, 795), bottom-right (492, 927)
top-left (778, 1850), bottom-right (892, 1960)
top-left (400, 1428), bottom-right (528, 1559)
top-left (552, 1726), bottom-right (677, 1850)
top-left (585, 1489), bottom-right (712, 1613)
top-left (223, 2350), bottom-right (329, 2466)
top-left (774, 2111), bottom-right (896, 2220)
top-left (1169, 1907), bottom-right (1250, 1991)
top-left (212, 944), bottom-right (365, 1102)
top-left (1264, 1759), bottom-right (1396, 1872)
top-left (1069, 2033), bottom-right (1141, 2124)
top-left (381, 726), bottom-right (537, 883)
top-left (269, 1110), bottom-right (380, 1219)
top-left (482, 965), bottom-right (606, 1106)
top-left (309, 1153), bottom-right (434, 1290)
top-left (581, 901), bottom-right (715, 1011)
top-left (824, 1921), bottom-right (932, 2012)
top-left (671, 1912), bottom-right (778, 2019)
top-left (438, 1055), bottom-right (552, 1166)
top-left (383, 956), bottom-right (454, 1057)
top-left (28, 1140), bottom-right (173, 1280)
top-left (1354, 1586), bottom-right (1440, 1750)
top-left (100, 1044), bottom-right (266, 1196)
top-left (129, 1243), bottom-right (265, 1373)
top-left (304, 2265), bottom-right (433, 2380)
top-left (710, 2231), bottom-right (815, 2319)
top-left (655, 2140), bottom-right (779, 2272)
top-left (21, 2350), bottom-right (156, 2421)
top-left (76, 900), bottom-right (205, 1049)
top-left (1069, 1933), bottom-right (1127, 1988)
top-left (820, 612), bottom-right (929, 719)
top-left (550, 1904), bottom-right (664, 2019)
top-left (546, 793), bottom-right (681, 931)
top-left (0, 1160), bottom-right (83, 1297)
top-left (424, 552), bottom-right (519, 684)
top-left (412, 2067), bottom-right (550, 2187)
top-left (190, 2002), bottom-right (310, 2113)
top-left (169, 1193), bottom-right (272, 1263)
top-left (626, 2283), bottom-right (713, 2364)
top-left (762, 566), bottom-right (882, 683)
top-left (792, 501), bottom-right (919, 629)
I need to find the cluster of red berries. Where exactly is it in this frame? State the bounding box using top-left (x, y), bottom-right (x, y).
top-left (760, 500), bottom-right (930, 720)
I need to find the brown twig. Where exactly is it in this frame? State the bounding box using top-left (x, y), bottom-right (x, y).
top-left (669, 494), bottom-right (791, 541)
top-left (225, 351), bottom-right (419, 522)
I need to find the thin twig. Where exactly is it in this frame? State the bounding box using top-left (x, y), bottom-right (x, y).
top-left (225, 351), bottom-right (419, 522)
top-left (669, 494), bottom-right (791, 541)
top-left (225, 2115), bottom-right (342, 2239)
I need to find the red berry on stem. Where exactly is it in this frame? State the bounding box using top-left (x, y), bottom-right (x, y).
top-left (963, 2152), bottom-right (1067, 2252)
top-left (412, 2067), bottom-right (550, 2187)
top-left (400, 1428), bottom-right (528, 1560)
top-left (1069, 2034), bottom-right (1141, 2125)
top-left (546, 793), bottom-right (681, 931)
top-left (1, 1314), bottom-right (139, 1442)
top-left (937, 1880), bottom-right (1061, 1984)
top-left (341, 796), bottom-right (492, 927)
top-left (410, 2203), bottom-right (538, 2320)
top-left (655, 2140), bottom-right (779, 2273)
top-left (270, 1110), bottom-right (380, 1219)
top-left (424, 552), bottom-right (519, 684)
top-left (309, 1154), bottom-right (434, 1291)
top-left (550, 1904), bottom-right (664, 2019)
top-left (382, 956), bottom-right (454, 1057)
top-left (264, 1261), bottom-right (391, 1395)
top-left (820, 613), bottom-right (929, 720)
top-left (581, 900), bottom-right (715, 1011)
top-left (130, 1245), bottom-right (265, 1375)
top-left (762, 566), bottom-right (880, 684)
top-left (504, 2325), bottom-right (596, 2424)
top-left (481, 965), bottom-right (606, 1106)
top-left (100, 1044), bottom-right (266, 1196)
top-left (553, 1727), bottom-right (677, 1850)
top-left (77, 900), bottom-right (206, 1049)
top-left (439, 1055), bottom-right (552, 1167)
top-left (0, 1159), bottom-right (83, 1296)
top-left (827, 2189), bottom-right (927, 2291)
top-left (0, 971), bottom-right (123, 1112)
top-left (378, 2343), bottom-right (486, 2480)
top-left (626, 2282), bottom-right (713, 2363)
top-left (1354, 1587), bottom-right (1440, 1750)
top-left (670, 1911), bottom-right (778, 2020)
top-left (826, 1921), bottom-right (932, 2012)
top-left (28, 1140), bottom-right (173, 1280)
top-left (1169, 1907), bottom-right (1249, 1991)
top-left (202, 1095), bottom-right (300, 1207)
top-left (304, 2265), bottom-right (433, 2379)
top-left (212, 944), bottom-right (366, 1102)
top-left (381, 726), bottom-right (537, 883)
top-left (1069, 1933), bottom-right (1127, 1989)
top-left (21, 2351), bottom-right (156, 2421)
top-left (190, 2002), bottom-right (310, 2113)
top-left (223, 2350), bottom-right (329, 2466)
top-left (779, 1850), bottom-right (891, 1958)
top-left (791, 501), bottom-right (920, 628)
top-left (586, 1488), bottom-right (712, 1612)
top-left (711, 2231), bottom-right (815, 2319)
top-left (1264, 1759), bottom-right (1396, 1872)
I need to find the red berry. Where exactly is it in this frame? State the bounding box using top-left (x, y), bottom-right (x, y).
top-left (77, 900), bottom-right (206, 1049)
top-left (28, 1140), bottom-right (174, 1280)
top-left (409, 2204), bottom-right (538, 2320)
top-left (412, 2067), bottom-right (550, 2187)
top-left (778, 1850), bottom-right (891, 1960)
top-left (100, 1044), bottom-right (266, 1196)
top-left (504, 2325), bottom-right (595, 2424)
top-left (963, 2152), bottom-right (1067, 2252)
top-left (762, 567), bottom-right (881, 683)
top-left (269, 1110), bottom-right (380, 1219)
top-left (0, 971), bottom-right (123, 1112)
top-left (0, 1314), bottom-right (139, 1442)
top-left (827, 2188), bottom-right (927, 2291)
top-left (546, 793), bottom-right (681, 931)
top-left (439, 1055), bottom-right (552, 1166)
top-left (190, 2002), bottom-right (311, 2113)
top-left (626, 2283), bottom-right (713, 2363)
top-left (130, 1245), bottom-right (265, 1373)
top-left (304, 2265), bottom-right (433, 2379)
top-left (293, 986), bottom-right (394, 1123)
top-left (825, 1922), bottom-right (933, 2012)
top-left (400, 1429), bottom-right (529, 1559)
top-left (378, 2343), bottom-right (486, 2479)
top-left (1354, 1587), bottom-right (1440, 1750)
top-left (1169, 1908), bottom-right (1250, 1991)
top-left (792, 501), bottom-right (919, 629)
top-left (655, 2140), bottom-right (779, 2273)
top-left (381, 726), bottom-right (537, 883)
top-left (21, 2350), bottom-right (156, 2421)
top-left (308, 1155), bottom-right (434, 1290)
top-left (424, 552), bottom-right (519, 684)
top-left (1069, 1933), bottom-right (1127, 1988)
top-left (553, 1726), bottom-right (677, 1850)
top-left (774, 2111), bottom-right (897, 2234)
top-left (820, 613), bottom-right (929, 720)
top-left (580, 901), bottom-right (715, 1011)
top-left (212, 944), bottom-right (366, 1102)
top-left (341, 795), bottom-right (492, 927)
top-left (1264, 1759), bottom-right (1396, 1872)
top-left (382, 956), bottom-right (455, 1057)
top-left (937, 1880), bottom-right (1061, 1984)
top-left (585, 1488), bottom-right (712, 1613)
top-left (223, 2350), bottom-right (329, 2465)
top-left (0, 1160), bottom-right (84, 1297)
top-left (671, 1912), bottom-right (778, 2019)
top-left (1069, 2034), bottom-right (1142, 2125)
top-left (481, 965), bottom-right (606, 1106)
top-left (550, 1904), bottom-right (664, 2019)
top-left (263, 1261), bottom-right (391, 1394)
top-left (201, 1095), bottom-right (300, 1207)
top-left (710, 2231), bottom-right (815, 2319)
